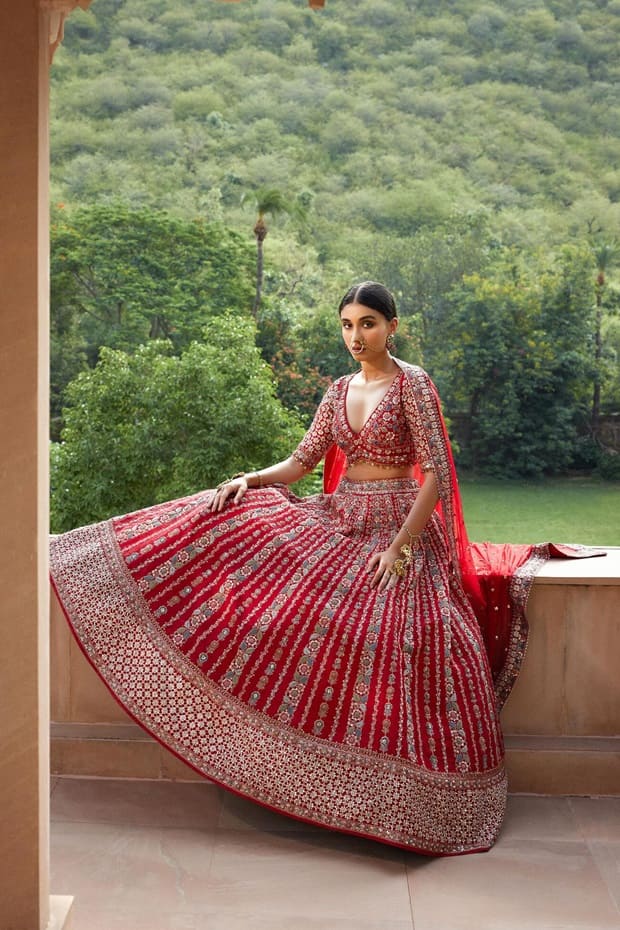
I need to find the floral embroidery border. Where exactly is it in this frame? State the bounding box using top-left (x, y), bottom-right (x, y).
top-left (495, 544), bottom-right (550, 709)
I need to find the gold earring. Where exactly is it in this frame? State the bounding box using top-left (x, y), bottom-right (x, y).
top-left (386, 333), bottom-right (395, 349)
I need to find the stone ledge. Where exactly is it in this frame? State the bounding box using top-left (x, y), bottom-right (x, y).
top-left (505, 734), bottom-right (620, 753)
top-left (50, 722), bottom-right (203, 782)
top-left (535, 546), bottom-right (619, 585)
top-left (506, 737), bottom-right (620, 796)
top-left (52, 722), bottom-right (152, 741)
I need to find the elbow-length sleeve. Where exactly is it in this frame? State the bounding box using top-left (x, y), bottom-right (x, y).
top-left (401, 364), bottom-right (466, 574)
top-left (292, 384), bottom-right (337, 472)
top-left (401, 366), bottom-right (445, 477)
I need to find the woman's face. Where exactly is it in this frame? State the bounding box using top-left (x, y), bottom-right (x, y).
top-left (340, 302), bottom-right (397, 361)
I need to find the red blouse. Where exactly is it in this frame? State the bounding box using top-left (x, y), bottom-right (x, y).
top-left (293, 371), bottom-right (434, 472)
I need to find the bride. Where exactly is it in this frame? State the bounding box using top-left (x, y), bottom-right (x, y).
top-left (51, 281), bottom-right (523, 855)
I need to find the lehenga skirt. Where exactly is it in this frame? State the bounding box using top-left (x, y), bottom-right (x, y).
top-left (50, 478), bottom-right (507, 856)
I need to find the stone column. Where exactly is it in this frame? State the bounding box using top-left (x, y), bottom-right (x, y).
top-left (0, 1), bottom-right (79, 927)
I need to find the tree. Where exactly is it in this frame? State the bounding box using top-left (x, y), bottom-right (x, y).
top-left (50, 290), bottom-right (89, 440)
top-left (255, 301), bottom-right (333, 420)
top-left (240, 188), bottom-right (296, 318)
top-left (432, 247), bottom-right (596, 477)
top-left (50, 203), bottom-right (255, 435)
top-left (590, 238), bottom-right (619, 429)
top-left (51, 316), bottom-right (304, 532)
top-left (51, 203), bottom-right (254, 352)
top-left (355, 212), bottom-right (493, 345)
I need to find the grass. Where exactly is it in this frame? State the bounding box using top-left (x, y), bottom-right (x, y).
top-left (459, 476), bottom-right (620, 546)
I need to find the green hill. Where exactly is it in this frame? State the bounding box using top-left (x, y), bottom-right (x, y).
top-left (52, 0), bottom-right (620, 260)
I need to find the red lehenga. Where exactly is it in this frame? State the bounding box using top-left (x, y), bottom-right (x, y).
top-left (50, 361), bottom-right (592, 855)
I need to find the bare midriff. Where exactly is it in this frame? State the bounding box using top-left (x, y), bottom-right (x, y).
top-left (345, 463), bottom-right (415, 482)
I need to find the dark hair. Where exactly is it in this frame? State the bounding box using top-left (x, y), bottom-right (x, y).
top-left (338, 281), bottom-right (397, 321)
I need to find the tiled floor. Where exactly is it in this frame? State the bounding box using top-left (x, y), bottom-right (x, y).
top-left (51, 777), bottom-right (620, 930)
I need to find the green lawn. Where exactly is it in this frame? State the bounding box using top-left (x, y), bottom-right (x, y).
top-left (459, 476), bottom-right (620, 546)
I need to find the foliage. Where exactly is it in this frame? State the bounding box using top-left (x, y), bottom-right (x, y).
top-left (597, 451), bottom-right (620, 480)
top-left (590, 236), bottom-right (620, 425)
top-left (50, 317), bottom-right (304, 532)
top-left (431, 246), bottom-right (597, 477)
top-left (52, 0), bottom-right (620, 256)
top-left (601, 309), bottom-right (620, 414)
top-left (255, 301), bottom-right (333, 420)
top-left (51, 202), bottom-right (254, 348)
top-left (50, 203), bottom-right (254, 434)
top-left (347, 211), bottom-right (495, 344)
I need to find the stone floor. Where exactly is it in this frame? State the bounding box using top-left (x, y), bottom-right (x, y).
top-left (51, 776), bottom-right (620, 930)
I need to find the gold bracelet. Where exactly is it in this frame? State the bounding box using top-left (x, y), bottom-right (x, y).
top-left (216, 471), bottom-right (245, 490)
top-left (403, 525), bottom-right (421, 546)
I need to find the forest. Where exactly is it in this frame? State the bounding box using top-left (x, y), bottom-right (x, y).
top-left (49, 0), bottom-right (620, 529)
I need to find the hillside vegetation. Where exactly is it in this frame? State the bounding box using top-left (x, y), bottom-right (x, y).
top-left (48, 0), bottom-right (620, 526)
top-left (52, 0), bottom-right (620, 254)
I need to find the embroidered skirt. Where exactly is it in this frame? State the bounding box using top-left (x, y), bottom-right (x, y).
top-left (50, 478), bottom-right (507, 855)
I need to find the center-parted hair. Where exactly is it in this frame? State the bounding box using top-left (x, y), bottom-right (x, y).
top-left (338, 281), bottom-right (397, 321)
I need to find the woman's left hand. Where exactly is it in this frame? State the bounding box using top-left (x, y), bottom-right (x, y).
top-left (368, 546), bottom-right (402, 593)
top-left (209, 475), bottom-right (248, 512)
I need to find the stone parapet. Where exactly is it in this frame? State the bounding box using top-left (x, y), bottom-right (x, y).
top-left (50, 550), bottom-right (620, 796)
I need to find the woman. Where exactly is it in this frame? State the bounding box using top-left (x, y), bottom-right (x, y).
top-left (50, 282), bottom-right (514, 855)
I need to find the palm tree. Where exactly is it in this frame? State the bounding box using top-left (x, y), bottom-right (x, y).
top-left (243, 188), bottom-right (291, 317)
top-left (591, 239), bottom-right (619, 429)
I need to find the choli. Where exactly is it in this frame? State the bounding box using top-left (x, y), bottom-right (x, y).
top-left (293, 370), bottom-right (435, 473)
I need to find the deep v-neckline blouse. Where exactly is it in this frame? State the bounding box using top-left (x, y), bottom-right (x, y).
top-left (293, 370), bottom-right (421, 471)
top-left (343, 372), bottom-right (400, 436)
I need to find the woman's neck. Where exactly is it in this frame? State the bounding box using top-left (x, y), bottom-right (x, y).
top-left (358, 354), bottom-right (397, 383)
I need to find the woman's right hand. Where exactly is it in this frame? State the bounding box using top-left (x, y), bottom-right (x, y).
top-left (209, 475), bottom-right (249, 512)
